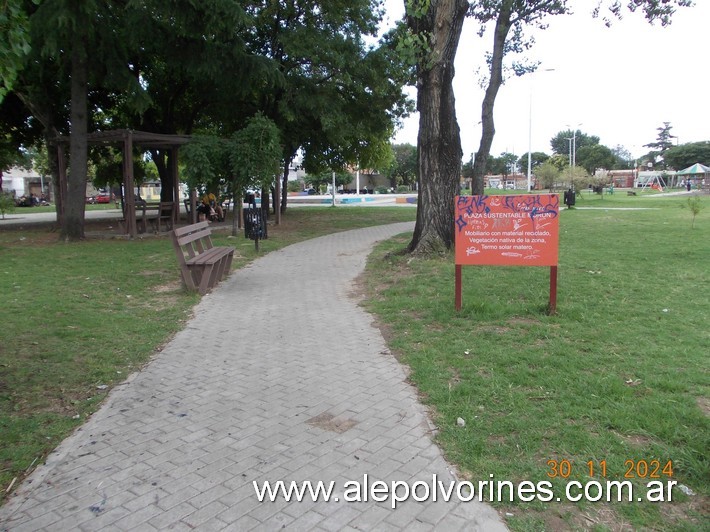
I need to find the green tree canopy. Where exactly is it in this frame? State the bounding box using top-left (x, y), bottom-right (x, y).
top-left (550, 129), bottom-right (600, 156)
top-left (244, 0), bottom-right (412, 212)
top-left (0, 0), bottom-right (38, 101)
top-left (180, 135), bottom-right (231, 194)
top-left (663, 141), bottom-right (710, 170)
top-left (230, 113), bottom-right (282, 194)
top-left (385, 143), bottom-right (417, 188)
top-left (644, 122), bottom-right (676, 157)
top-left (535, 160), bottom-right (560, 191)
top-left (611, 144), bottom-right (634, 170)
top-left (517, 151), bottom-right (549, 173)
top-left (307, 170), bottom-right (352, 193)
top-left (576, 144), bottom-right (616, 174)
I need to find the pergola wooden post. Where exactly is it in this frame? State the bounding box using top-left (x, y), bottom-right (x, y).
top-left (54, 129), bottom-right (191, 238)
top-left (170, 147), bottom-right (180, 225)
top-left (122, 130), bottom-right (138, 237)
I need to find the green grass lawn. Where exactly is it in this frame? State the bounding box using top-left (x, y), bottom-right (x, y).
top-left (0, 206), bottom-right (415, 504)
top-left (363, 193), bottom-right (708, 530)
top-left (1, 194), bottom-right (707, 530)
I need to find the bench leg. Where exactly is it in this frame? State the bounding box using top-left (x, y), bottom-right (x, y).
top-left (198, 263), bottom-right (218, 295)
top-left (220, 252), bottom-right (234, 280)
top-left (181, 267), bottom-right (198, 292)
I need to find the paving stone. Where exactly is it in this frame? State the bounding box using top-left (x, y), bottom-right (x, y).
top-left (0, 222), bottom-right (506, 531)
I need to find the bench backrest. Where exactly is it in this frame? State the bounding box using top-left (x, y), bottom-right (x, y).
top-left (159, 201), bottom-right (174, 218)
top-left (171, 222), bottom-right (215, 264)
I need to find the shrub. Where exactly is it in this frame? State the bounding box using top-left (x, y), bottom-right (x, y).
top-left (0, 192), bottom-right (16, 219)
top-left (287, 180), bottom-right (303, 193)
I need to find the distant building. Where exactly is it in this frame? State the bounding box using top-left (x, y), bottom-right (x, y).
top-left (485, 173), bottom-right (527, 190)
top-left (603, 169), bottom-right (636, 188)
top-left (1, 166), bottom-right (51, 200)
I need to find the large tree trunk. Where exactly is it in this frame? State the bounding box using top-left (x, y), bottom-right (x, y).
top-left (61, 29), bottom-right (89, 241)
top-left (471, 2), bottom-right (514, 195)
top-left (149, 149), bottom-right (176, 203)
top-left (407, 0), bottom-right (468, 254)
top-left (280, 149), bottom-right (298, 215)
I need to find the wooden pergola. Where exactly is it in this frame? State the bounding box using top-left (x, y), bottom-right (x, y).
top-left (56, 129), bottom-right (191, 237)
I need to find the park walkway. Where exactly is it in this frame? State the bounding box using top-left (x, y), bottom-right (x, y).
top-left (0, 222), bottom-right (505, 531)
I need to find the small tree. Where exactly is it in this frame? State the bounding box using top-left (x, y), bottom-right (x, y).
top-left (566, 166), bottom-right (592, 195)
top-left (535, 161), bottom-right (560, 192)
top-left (0, 191), bottom-right (16, 219)
top-left (230, 114), bottom-right (282, 236)
top-left (386, 143), bottom-right (417, 190)
top-left (686, 196), bottom-right (702, 229)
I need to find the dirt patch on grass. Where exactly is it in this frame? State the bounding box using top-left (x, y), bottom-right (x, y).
top-left (153, 281), bottom-right (183, 293)
top-left (612, 430), bottom-right (656, 448)
top-left (570, 505), bottom-right (633, 531)
top-left (447, 368), bottom-right (461, 388)
top-left (504, 502), bottom-right (633, 532)
top-left (487, 434), bottom-right (507, 446)
top-left (658, 495), bottom-right (709, 530)
top-left (696, 396), bottom-right (710, 417)
top-left (507, 317), bottom-right (540, 327)
top-left (474, 325), bottom-right (511, 335)
top-left (137, 270), bottom-right (164, 276)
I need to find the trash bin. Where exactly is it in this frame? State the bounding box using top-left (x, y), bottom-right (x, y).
top-left (243, 206), bottom-right (267, 250)
top-left (563, 188), bottom-right (576, 208)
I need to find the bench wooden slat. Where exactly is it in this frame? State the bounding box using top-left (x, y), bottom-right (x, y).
top-left (171, 222), bottom-right (234, 295)
top-left (186, 246), bottom-right (232, 266)
top-left (144, 201), bottom-right (175, 232)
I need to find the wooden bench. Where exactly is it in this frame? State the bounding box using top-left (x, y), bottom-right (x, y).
top-left (118, 200), bottom-right (175, 234)
top-left (144, 201), bottom-right (175, 233)
top-left (171, 222), bottom-right (234, 295)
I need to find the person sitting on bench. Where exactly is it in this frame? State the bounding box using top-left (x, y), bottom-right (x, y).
top-left (197, 193), bottom-right (225, 222)
top-left (197, 196), bottom-right (216, 222)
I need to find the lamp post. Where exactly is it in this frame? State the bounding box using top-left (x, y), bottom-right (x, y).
top-left (527, 68), bottom-right (555, 192)
top-left (566, 122), bottom-right (582, 169)
top-left (565, 137), bottom-right (574, 188)
top-left (331, 171), bottom-right (336, 207)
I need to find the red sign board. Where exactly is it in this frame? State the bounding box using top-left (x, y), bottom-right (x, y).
top-left (455, 194), bottom-right (560, 267)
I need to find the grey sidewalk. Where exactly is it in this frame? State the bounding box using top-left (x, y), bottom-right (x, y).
top-left (0, 222), bottom-right (506, 531)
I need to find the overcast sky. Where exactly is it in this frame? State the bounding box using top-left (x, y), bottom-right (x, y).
top-left (383, 1), bottom-right (709, 161)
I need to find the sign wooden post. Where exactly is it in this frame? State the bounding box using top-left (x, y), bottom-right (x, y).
top-left (454, 194), bottom-right (560, 314)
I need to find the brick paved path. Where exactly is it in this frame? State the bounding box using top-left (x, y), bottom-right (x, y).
top-left (0, 223), bottom-right (506, 531)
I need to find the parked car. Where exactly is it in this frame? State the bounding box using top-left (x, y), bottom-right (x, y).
top-left (95, 192), bottom-right (112, 203)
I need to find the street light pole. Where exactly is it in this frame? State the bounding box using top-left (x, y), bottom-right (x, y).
top-left (566, 122), bottom-right (582, 168)
top-left (573, 129), bottom-right (577, 168)
top-left (527, 89), bottom-right (533, 192)
top-left (565, 137), bottom-right (574, 188)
